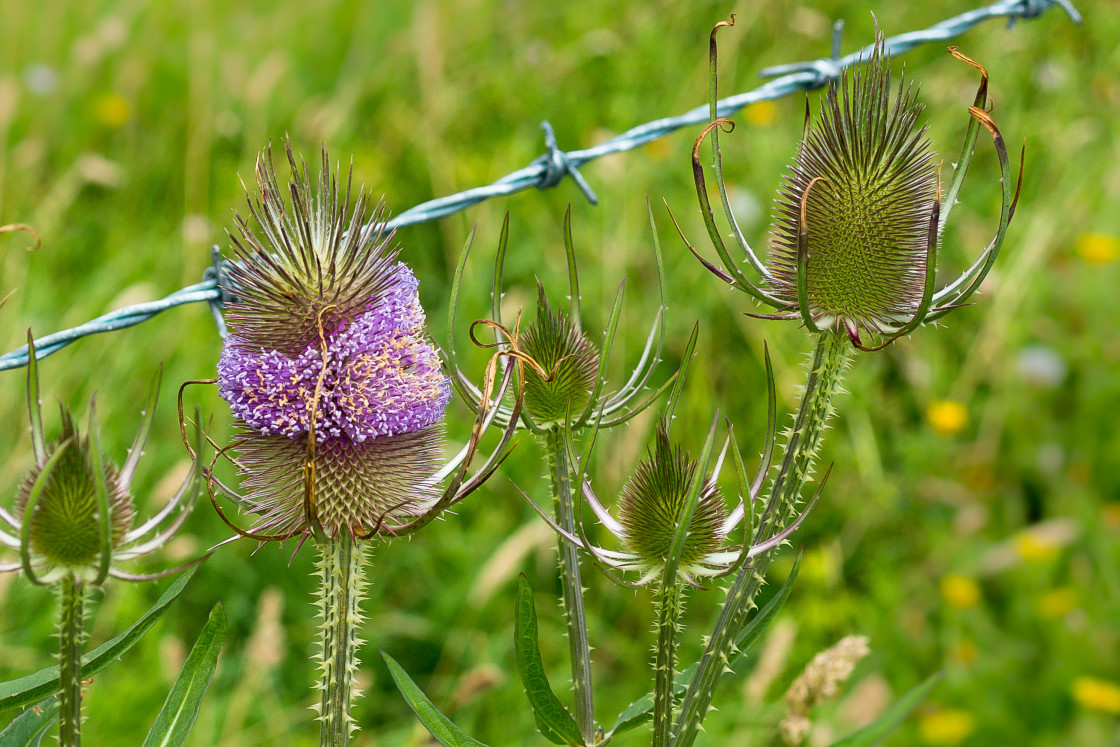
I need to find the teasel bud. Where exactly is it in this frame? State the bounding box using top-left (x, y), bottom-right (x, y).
top-left (518, 282), bottom-right (600, 429)
top-left (520, 350), bottom-right (827, 590)
top-left (12, 406), bottom-right (134, 583)
top-left (1, 333), bottom-right (203, 586)
top-left (616, 423), bottom-right (726, 575)
top-left (448, 206), bottom-right (679, 436)
top-left (214, 140), bottom-right (453, 542)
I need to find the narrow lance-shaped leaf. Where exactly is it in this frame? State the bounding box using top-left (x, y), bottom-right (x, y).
top-left (141, 603), bottom-right (227, 747)
top-left (514, 575), bottom-right (584, 746)
top-left (827, 671), bottom-right (943, 747)
top-left (0, 565), bottom-right (202, 711)
top-left (381, 652), bottom-right (489, 747)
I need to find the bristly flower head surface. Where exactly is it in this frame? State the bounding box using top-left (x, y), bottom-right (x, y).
top-left (12, 406), bottom-right (133, 583)
top-left (216, 141), bottom-right (452, 541)
top-left (768, 41), bottom-right (938, 341)
top-left (617, 424), bottom-right (726, 571)
top-left (685, 18), bottom-right (1021, 351)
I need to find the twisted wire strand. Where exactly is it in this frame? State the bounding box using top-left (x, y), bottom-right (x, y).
top-left (0, 0), bottom-right (1078, 372)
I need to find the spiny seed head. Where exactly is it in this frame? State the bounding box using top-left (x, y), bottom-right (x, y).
top-left (617, 423), bottom-right (726, 570)
top-left (768, 41), bottom-right (938, 335)
top-left (518, 282), bottom-right (600, 429)
top-left (14, 406), bottom-right (133, 581)
top-left (218, 141), bottom-right (451, 540)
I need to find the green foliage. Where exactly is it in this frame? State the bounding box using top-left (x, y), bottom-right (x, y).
top-left (141, 603), bottom-right (226, 747)
top-left (381, 653), bottom-right (488, 747)
top-left (0, 695), bottom-right (59, 747)
top-left (1, 1), bottom-right (1115, 745)
top-left (513, 575), bottom-right (582, 746)
top-left (0, 566), bottom-right (200, 712)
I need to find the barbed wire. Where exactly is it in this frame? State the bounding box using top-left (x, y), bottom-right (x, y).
top-left (0, 0), bottom-right (1080, 372)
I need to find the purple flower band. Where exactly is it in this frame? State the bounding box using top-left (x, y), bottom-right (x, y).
top-left (218, 262), bottom-right (451, 443)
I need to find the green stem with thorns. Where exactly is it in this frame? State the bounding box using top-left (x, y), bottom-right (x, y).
top-left (545, 427), bottom-right (595, 744)
top-left (653, 580), bottom-right (684, 747)
top-left (58, 576), bottom-right (86, 747)
top-left (316, 537), bottom-right (368, 747)
top-left (673, 331), bottom-right (851, 746)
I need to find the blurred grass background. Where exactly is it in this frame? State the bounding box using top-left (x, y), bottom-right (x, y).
top-left (0, 0), bottom-right (1117, 744)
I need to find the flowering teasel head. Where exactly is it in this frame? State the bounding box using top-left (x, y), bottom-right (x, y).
top-left (521, 348), bottom-right (828, 588)
top-left (1, 333), bottom-right (203, 585)
top-left (448, 206), bottom-right (680, 435)
top-left (681, 18), bottom-right (1023, 350)
top-left (194, 141), bottom-right (519, 546)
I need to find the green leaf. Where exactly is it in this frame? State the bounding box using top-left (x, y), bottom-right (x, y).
top-left (141, 603), bottom-right (226, 747)
top-left (0, 695), bottom-right (59, 746)
top-left (381, 652), bottom-right (488, 747)
top-left (605, 553), bottom-right (801, 740)
top-left (514, 575), bottom-right (584, 746)
top-left (0, 564), bottom-right (202, 712)
top-left (828, 672), bottom-right (943, 747)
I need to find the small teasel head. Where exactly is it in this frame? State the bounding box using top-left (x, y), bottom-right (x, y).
top-left (13, 405), bottom-right (134, 584)
top-left (448, 205), bottom-right (678, 435)
top-left (521, 343), bottom-right (827, 589)
top-left (617, 422), bottom-right (727, 575)
top-left (2, 333), bottom-right (203, 585)
top-left (214, 140), bottom-right (453, 542)
top-left (517, 282), bottom-right (600, 429)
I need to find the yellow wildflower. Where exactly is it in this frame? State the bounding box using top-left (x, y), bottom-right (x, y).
top-left (940, 574), bottom-right (981, 610)
top-left (927, 400), bottom-right (968, 436)
top-left (744, 100), bottom-right (777, 126)
top-left (919, 709), bottom-right (975, 745)
top-left (1075, 233), bottom-right (1120, 265)
top-left (94, 93), bottom-right (131, 128)
top-left (1072, 677), bottom-right (1120, 714)
top-left (1035, 588), bottom-right (1076, 620)
top-left (1014, 531), bottom-right (1059, 563)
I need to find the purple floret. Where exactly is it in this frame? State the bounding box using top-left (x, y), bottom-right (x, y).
top-left (218, 262), bottom-right (451, 442)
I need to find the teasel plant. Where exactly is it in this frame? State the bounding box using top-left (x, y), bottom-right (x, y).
top-left (518, 346), bottom-right (829, 747)
top-left (666, 18), bottom-right (1023, 745)
top-left (178, 140), bottom-right (522, 747)
top-left (0, 333), bottom-right (208, 747)
top-left (442, 206), bottom-right (685, 744)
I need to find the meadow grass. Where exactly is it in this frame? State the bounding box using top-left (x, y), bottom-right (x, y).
top-left (1, 1), bottom-right (1117, 744)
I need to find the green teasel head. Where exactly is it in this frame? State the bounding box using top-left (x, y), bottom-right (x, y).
top-left (767, 41), bottom-right (937, 342)
top-left (447, 206), bottom-right (683, 435)
top-left (1, 333), bottom-right (204, 585)
top-left (684, 19), bottom-right (1022, 351)
top-left (518, 282), bottom-right (600, 429)
top-left (13, 405), bottom-right (134, 583)
top-left (520, 346), bottom-right (827, 589)
top-left (616, 422), bottom-right (726, 571)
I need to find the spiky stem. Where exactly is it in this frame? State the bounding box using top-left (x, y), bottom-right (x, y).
top-left (652, 580), bottom-right (683, 747)
top-left (316, 537), bottom-right (368, 747)
top-left (58, 576), bottom-right (86, 747)
top-left (673, 331), bottom-right (851, 746)
top-left (544, 428), bottom-right (595, 744)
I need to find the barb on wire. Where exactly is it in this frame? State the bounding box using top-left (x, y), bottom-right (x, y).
top-left (0, 0), bottom-right (1078, 372)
